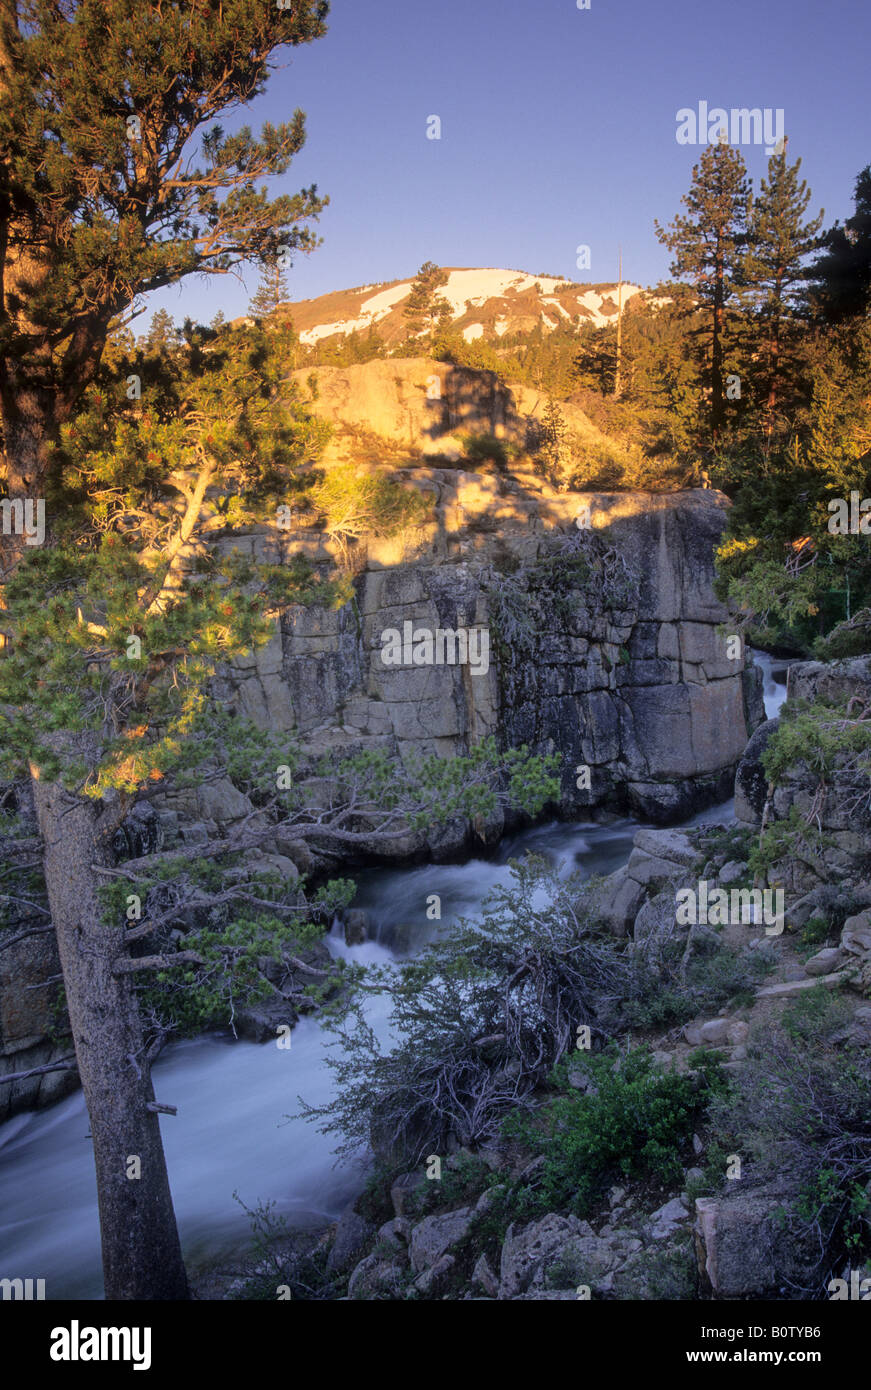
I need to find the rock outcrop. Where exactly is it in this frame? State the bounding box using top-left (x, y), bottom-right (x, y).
top-left (290, 357), bottom-right (612, 464)
top-left (735, 654), bottom-right (871, 890)
top-left (206, 482), bottom-right (763, 849)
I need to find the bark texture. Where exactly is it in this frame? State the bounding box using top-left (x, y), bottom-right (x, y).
top-left (31, 756), bottom-right (189, 1300)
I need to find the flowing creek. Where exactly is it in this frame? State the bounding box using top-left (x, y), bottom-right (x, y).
top-left (0, 650), bottom-right (788, 1299)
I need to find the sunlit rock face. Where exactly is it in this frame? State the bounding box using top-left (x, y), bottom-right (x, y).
top-left (213, 483), bottom-right (764, 849)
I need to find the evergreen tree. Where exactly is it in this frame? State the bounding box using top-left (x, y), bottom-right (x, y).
top-left (403, 261), bottom-right (453, 338)
top-left (740, 144), bottom-right (823, 449)
top-left (0, 0), bottom-right (330, 1300)
top-left (655, 142), bottom-right (750, 441)
top-left (537, 399), bottom-right (568, 484)
top-left (808, 164), bottom-right (871, 325)
top-left (0, 0), bottom-right (330, 573)
top-left (142, 310), bottom-right (177, 356)
top-left (572, 324), bottom-right (618, 394)
top-left (249, 261), bottom-right (292, 318)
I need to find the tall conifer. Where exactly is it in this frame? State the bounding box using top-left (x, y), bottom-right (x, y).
top-left (655, 142), bottom-right (750, 441)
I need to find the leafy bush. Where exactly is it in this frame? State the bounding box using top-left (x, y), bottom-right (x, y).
top-left (623, 938), bottom-right (775, 1029)
top-left (506, 1045), bottom-right (729, 1218)
top-left (461, 432), bottom-right (511, 470)
top-left (228, 1195), bottom-right (338, 1301)
top-left (404, 1153), bottom-right (494, 1220)
top-left (309, 463), bottom-right (432, 566)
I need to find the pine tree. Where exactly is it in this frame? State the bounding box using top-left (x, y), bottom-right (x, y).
top-left (740, 144), bottom-right (823, 449)
top-left (655, 142), bottom-right (750, 441)
top-left (808, 164), bottom-right (871, 325)
top-left (0, 0), bottom-right (331, 1301)
top-left (572, 324), bottom-right (618, 394)
top-left (0, 0), bottom-right (330, 574)
top-left (403, 261), bottom-right (453, 338)
top-left (249, 261), bottom-right (292, 318)
top-left (143, 310), bottom-right (177, 356)
top-left (537, 399), bottom-right (568, 484)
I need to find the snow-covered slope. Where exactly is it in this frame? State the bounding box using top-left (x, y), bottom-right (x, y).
top-left (286, 268), bottom-right (647, 348)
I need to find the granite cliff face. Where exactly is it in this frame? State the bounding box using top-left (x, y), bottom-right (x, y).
top-left (212, 477), bottom-right (763, 836)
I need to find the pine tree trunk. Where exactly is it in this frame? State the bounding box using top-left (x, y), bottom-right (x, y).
top-left (31, 760), bottom-right (190, 1301)
top-left (711, 244), bottom-right (726, 439)
top-left (764, 276), bottom-right (784, 455)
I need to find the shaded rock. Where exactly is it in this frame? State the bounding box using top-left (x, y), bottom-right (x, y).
top-left (197, 777), bottom-right (255, 825)
top-left (272, 835), bottom-right (317, 876)
top-left (391, 1169), bottom-right (426, 1217)
top-left (719, 860), bottom-right (747, 885)
top-left (805, 947), bottom-right (844, 977)
top-left (514, 1289), bottom-right (581, 1300)
top-left (414, 1253), bottom-right (456, 1297)
top-left (632, 828), bottom-right (698, 867)
top-left (592, 865), bottom-right (646, 938)
top-left (633, 889), bottom-right (680, 955)
top-left (498, 1213), bottom-right (634, 1299)
top-left (734, 719), bottom-right (778, 824)
top-left (475, 1185), bottom-right (505, 1217)
top-left (409, 1207), bottom-right (473, 1273)
top-left (699, 1018), bottom-right (730, 1045)
top-left (327, 1207), bottom-right (374, 1273)
top-left (694, 1189), bottom-right (823, 1298)
top-left (842, 917), bottom-right (871, 955)
top-left (343, 909), bottom-right (368, 946)
top-left (347, 1251), bottom-right (406, 1299)
top-left (472, 1253), bottom-right (500, 1298)
top-left (375, 1216), bottom-right (411, 1252)
top-left (649, 1197), bottom-right (691, 1240)
top-left (756, 973), bottom-right (845, 999)
top-left (233, 991), bottom-right (297, 1043)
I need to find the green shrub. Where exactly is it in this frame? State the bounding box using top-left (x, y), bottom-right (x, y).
top-left (798, 913), bottom-right (832, 954)
top-left (462, 432), bottom-right (510, 470)
top-left (623, 940), bottom-right (775, 1029)
top-left (506, 1045), bottom-right (729, 1218)
top-left (404, 1153), bottom-right (493, 1219)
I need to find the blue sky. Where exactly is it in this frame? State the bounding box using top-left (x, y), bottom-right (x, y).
top-left (146, 0), bottom-right (871, 329)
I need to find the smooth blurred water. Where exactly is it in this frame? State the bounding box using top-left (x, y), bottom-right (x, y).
top-left (749, 645), bottom-right (790, 720)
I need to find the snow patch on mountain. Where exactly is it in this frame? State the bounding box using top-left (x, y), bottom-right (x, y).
top-left (576, 285), bottom-right (643, 326)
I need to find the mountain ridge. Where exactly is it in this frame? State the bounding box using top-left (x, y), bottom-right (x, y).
top-left (279, 266), bottom-right (650, 348)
